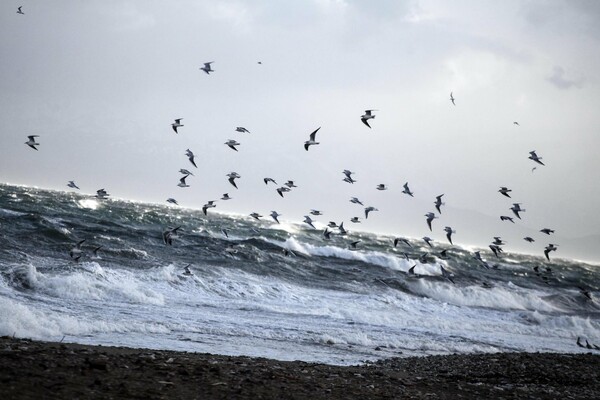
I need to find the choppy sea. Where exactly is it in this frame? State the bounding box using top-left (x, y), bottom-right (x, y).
top-left (1, 184), bottom-right (599, 365)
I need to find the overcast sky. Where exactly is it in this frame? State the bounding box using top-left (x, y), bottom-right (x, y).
top-left (1, 1), bottom-right (600, 261)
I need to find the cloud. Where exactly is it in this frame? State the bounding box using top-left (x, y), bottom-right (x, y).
top-left (546, 66), bottom-right (584, 90)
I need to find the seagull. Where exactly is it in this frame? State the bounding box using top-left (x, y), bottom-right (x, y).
top-left (221, 229), bottom-right (229, 238)
top-left (579, 287), bottom-right (592, 301)
top-left (498, 187), bottom-right (512, 198)
top-left (225, 139), bottom-right (240, 151)
top-left (444, 226), bottom-right (455, 245)
top-left (492, 237), bottom-right (505, 246)
top-left (25, 135), bottom-right (40, 150)
top-left (350, 217), bottom-right (361, 223)
top-left (92, 246), bottom-right (102, 258)
top-left (179, 168), bottom-right (195, 176)
top-left (67, 181), bottom-right (80, 190)
top-left (327, 221), bottom-right (338, 228)
top-left (425, 212), bottom-right (437, 231)
top-left (342, 170), bottom-right (355, 179)
top-left (166, 198), bottom-right (178, 205)
top-left (343, 176), bottom-right (356, 184)
top-left (310, 209), bottom-right (323, 216)
top-left (524, 237), bottom-right (535, 243)
top-left (449, 92), bottom-right (456, 106)
top-left (183, 264), bottom-right (193, 276)
top-left (202, 200), bottom-right (216, 215)
top-left (350, 197), bottom-right (364, 206)
top-left (422, 236), bottom-right (433, 248)
top-left (402, 182), bottom-right (414, 197)
top-left (162, 226), bottom-right (181, 246)
top-left (437, 249), bottom-right (450, 260)
top-left (227, 172), bottom-right (240, 189)
top-left (394, 238), bottom-right (412, 248)
top-left (17, 6), bottom-right (24, 15)
top-left (178, 174), bottom-right (190, 188)
top-left (284, 181), bottom-right (298, 188)
top-left (364, 206), bottom-right (378, 219)
top-left (513, 121), bottom-right (520, 126)
top-left (69, 239), bottom-right (86, 261)
top-left (350, 240), bottom-right (360, 249)
top-left (200, 62), bottom-right (214, 74)
top-left (220, 193), bottom-right (231, 201)
top-left (361, 109), bottom-right (377, 128)
top-left (235, 127), bottom-right (250, 133)
top-left (323, 228), bottom-right (332, 240)
top-left (304, 127), bottom-right (321, 151)
top-left (276, 187), bottom-right (290, 197)
top-left (473, 251), bottom-right (490, 268)
top-left (528, 150), bottom-right (545, 166)
top-left (540, 228), bottom-right (555, 235)
top-left (270, 211), bottom-right (281, 224)
top-left (250, 212), bottom-right (262, 220)
top-left (376, 184), bottom-right (387, 191)
top-left (303, 216), bottom-right (316, 229)
top-left (500, 216), bottom-right (515, 223)
top-left (264, 178), bottom-right (277, 185)
top-left (577, 337), bottom-right (586, 348)
top-left (532, 167), bottom-right (537, 173)
top-left (434, 194), bottom-right (444, 214)
top-left (440, 265), bottom-right (455, 284)
top-left (544, 244), bottom-right (558, 261)
top-left (338, 222), bottom-right (347, 236)
top-left (489, 244), bottom-right (503, 258)
top-left (172, 118), bottom-right (183, 134)
top-left (95, 189), bottom-right (110, 199)
top-left (510, 203), bottom-right (526, 219)
top-left (185, 149), bottom-right (197, 168)
top-left (408, 265), bottom-right (417, 275)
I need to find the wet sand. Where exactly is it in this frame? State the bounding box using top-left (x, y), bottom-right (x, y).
top-left (1, 336), bottom-right (599, 399)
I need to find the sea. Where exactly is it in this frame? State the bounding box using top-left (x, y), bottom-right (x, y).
top-left (1, 183), bottom-right (599, 365)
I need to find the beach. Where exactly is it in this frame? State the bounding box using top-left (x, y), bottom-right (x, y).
top-left (1, 336), bottom-right (599, 399)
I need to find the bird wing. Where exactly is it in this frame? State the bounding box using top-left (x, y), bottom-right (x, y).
top-left (361, 118), bottom-right (371, 128)
top-left (228, 177), bottom-right (238, 188)
top-left (309, 127), bottom-right (321, 141)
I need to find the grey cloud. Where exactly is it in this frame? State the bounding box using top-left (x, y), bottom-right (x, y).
top-left (546, 66), bottom-right (584, 90)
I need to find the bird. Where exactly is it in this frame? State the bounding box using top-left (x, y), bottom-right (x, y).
top-left (444, 226), bottom-right (455, 245)
top-left (402, 182), bottom-right (414, 197)
top-left (492, 237), bottom-right (505, 246)
top-left (162, 226), bottom-right (181, 245)
top-left (449, 92), bottom-right (456, 106)
top-left (498, 187), bottom-right (512, 198)
top-left (304, 127), bottom-right (321, 151)
top-left (343, 176), bottom-right (356, 184)
top-left (425, 212), bottom-right (437, 231)
top-left (264, 178), bottom-right (277, 185)
top-left (95, 189), bottom-right (110, 199)
top-left (528, 151), bottom-right (545, 166)
top-left (360, 109), bottom-right (377, 128)
top-left (185, 149), bottom-right (197, 168)
top-left (221, 229), bottom-right (229, 238)
top-left (440, 265), bottom-right (455, 284)
top-left (327, 221), bottom-right (338, 228)
top-left (350, 197), bottom-right (364, 206)
top-left (350, 240), bottom-right (360, 249)
top-left (364, 206), bottom-right (378, 219)
top-left (284, 181), bottom-right (298, 188)
top-left (500, 216), bottom-right (515, 223)
top-left (25, 135), bottom-right (40, 150)
top-left (177, 175), bottom-right (190, 188)
top-left (489, 244), bottom-right (503, 259)
top-left (250, 212), bottom-right (262, 220)
top-left (221, 193), bottom-right (231, 201)
top-left (510, 203), bottom-right (526, 219)
top-left (276, 187), bottom-right (290, 197)
top-left (179, 169), bottom-right (194, 176)
top-left (342, 170), bottom-right (355, 179)
top-left (227, 172), bottom-right (240, 189)
top-left (92, 246), bottom-right (102, 258)
top-left (586, 340), bottom-right (593, 350)
top-left (434, 194), bottom-right (444, 214)
top-left (437, 249), bottom-right (450, 260)
top-left (473, 251), bottom-right (490, 268)
top-left (303, 216), bottom-right (316, 229)
top-left (202, 201), bottom-right (216, 215)
top-left (17, 6), bottom-right (24, 15)
top-left (338, 222), bottom-right (347, 236)
top-left (270, 211), bottom-right (281, 224)
top-left (200, 62), bottom-right (214, 74)
top-left (172, 118), bottom-right (184, 133)
top-left (235, 127), bottom-right (250, 133)
top-left (532, 167), bottom-right (537, 173)
top-left (67, 181), bottom-right (80, 190)
top-left (513, 121), bottom-right (520, 126)
top-left (225, 139), bottom-right (240, 151)
top-left (166, 198), bottom-right (178, 205)
top-left (376, 184), bottom-right (387, 191)
top-left (394, 238), bottom-right (412, 248)
top-left (323, 228), bottom-right (332, 240)
top-left (544, 244), bottom-right (558, 261)
top-left (183, 264), bottom-right (193, 276)
top-left (350, 217), bottom-right (361, 223)
top-left (69, 239), bottom-right (86, 261)
top-left (408, 265), bottom-right (416, 275)
top-left (579, 287), bottom-right (592, 301)
top-left (540, 228), bottom-right (555, 235)
top-left (577, 337), bottom-right (586, 348)
top-left (310, 209), bottom-right (323, 216)
top-left (524, 237), bottom-right (535, 243)
top-left (422, 237), bottom-right (433, 247)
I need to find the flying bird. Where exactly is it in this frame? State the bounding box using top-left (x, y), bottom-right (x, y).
top-left (422, 236), bottom-right (433, 247)
top-left (200, 62), bottom-right (214, 74)
top-left (350, 240), bottom-right (360, 249)
top-left (25, 135), bottom-right (40, 150)
top-left (510, 203), bottom-right (526, 219)
top-left (425, 212), bottom-right (437, 231)
top-left (310, 209), bottom-right (323, 216)
top-left (434, 194), bottom-right (444, 214)
top-left (250, 212), bottom-right (262, 220)
top-left (498, 187), bottom-right (512, 198)
top-left (284, 181), bottom-right (298, 188)
top-left (303, 215), bottom-right (316, 229)
top-left (338, 222), bottom-right (347, 236)
top-left (350, 197), bottom-right (364, 206)
top-left (162, 226), bottom-right (181, 246)
top-left (17, 6), bottom-right (24, 15)
top-left (276, 187), bottom-right (290, 197)
top-left (441, 265), bottom-right (455, 284)
top-left (402, 182), bottom-right (414, 197)
top-left (376, 184), bottom-right (387, 191)
top-left (524, 237), bottom-right (535, 243)
top-left (544, 244), bottom-right (558, 261)
top-left (540, 228), bottom-right (555, 235)
top-left (166, 198), bottom-right (178, 205)
top-left (350, 217), bottom-right (361, 223)
top-left (364, 206), bottom-right (378, 219)
top-left (394, 238), bottom-right (411, 248)
top-left (304, 127), bottom-right (321, 151)
top-left (323, 228), bottom-right (332, 240)
top-left (528, 150), bottom-right (545, 166)
top-left (225, 139), bottom-right (240, 151)
top-left (327, 221), bottom-right (338, 228)
top-left (270, 211), bottom-right (281, 224)
top-left (235, 127), bottom-right (250, 133)
top-left (513, 121), bottom-right (520, 126)
top-left (69, 239), bottom-right (86, 261)
top-left (67, 181), bottom-right (80, 190)
top-left (500, 216), bottom-right (515, 223)
top-left (95, 189), bottom-right (110, 199)
top-left (221, 193), bottom-right (231, 200)
top-left (202, 200), bottom-right (216, 215)
top-left (227, 172), bottom-right (240, 189)
top-left (444, 226), bottom-right (455, 245)
top-left (264, 177), bottom-right (277, 185)
top-left (449, 92), bottom-right (456, 106)
top-left (172, 118), bottom-right (184, 133)
top-left (492, 237), bottom-right (505, 246)
top-left (360, 109), bottom-right (377, 128)
top-left (178, 175), bottom-right (190, 188)
top-left (92, 246), bottom-right (102, 258)
top-left (185, 149), bottom-right (197, 168)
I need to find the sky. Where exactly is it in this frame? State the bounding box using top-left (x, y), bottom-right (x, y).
top-left (1, 0), bottom-right (600, 261)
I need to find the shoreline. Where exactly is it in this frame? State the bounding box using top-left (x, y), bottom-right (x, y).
top-left (1, 337), bottom-right (599, 399)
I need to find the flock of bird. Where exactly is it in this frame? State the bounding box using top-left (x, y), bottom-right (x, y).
top-left (14, 5), bottom-right (597, 352)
